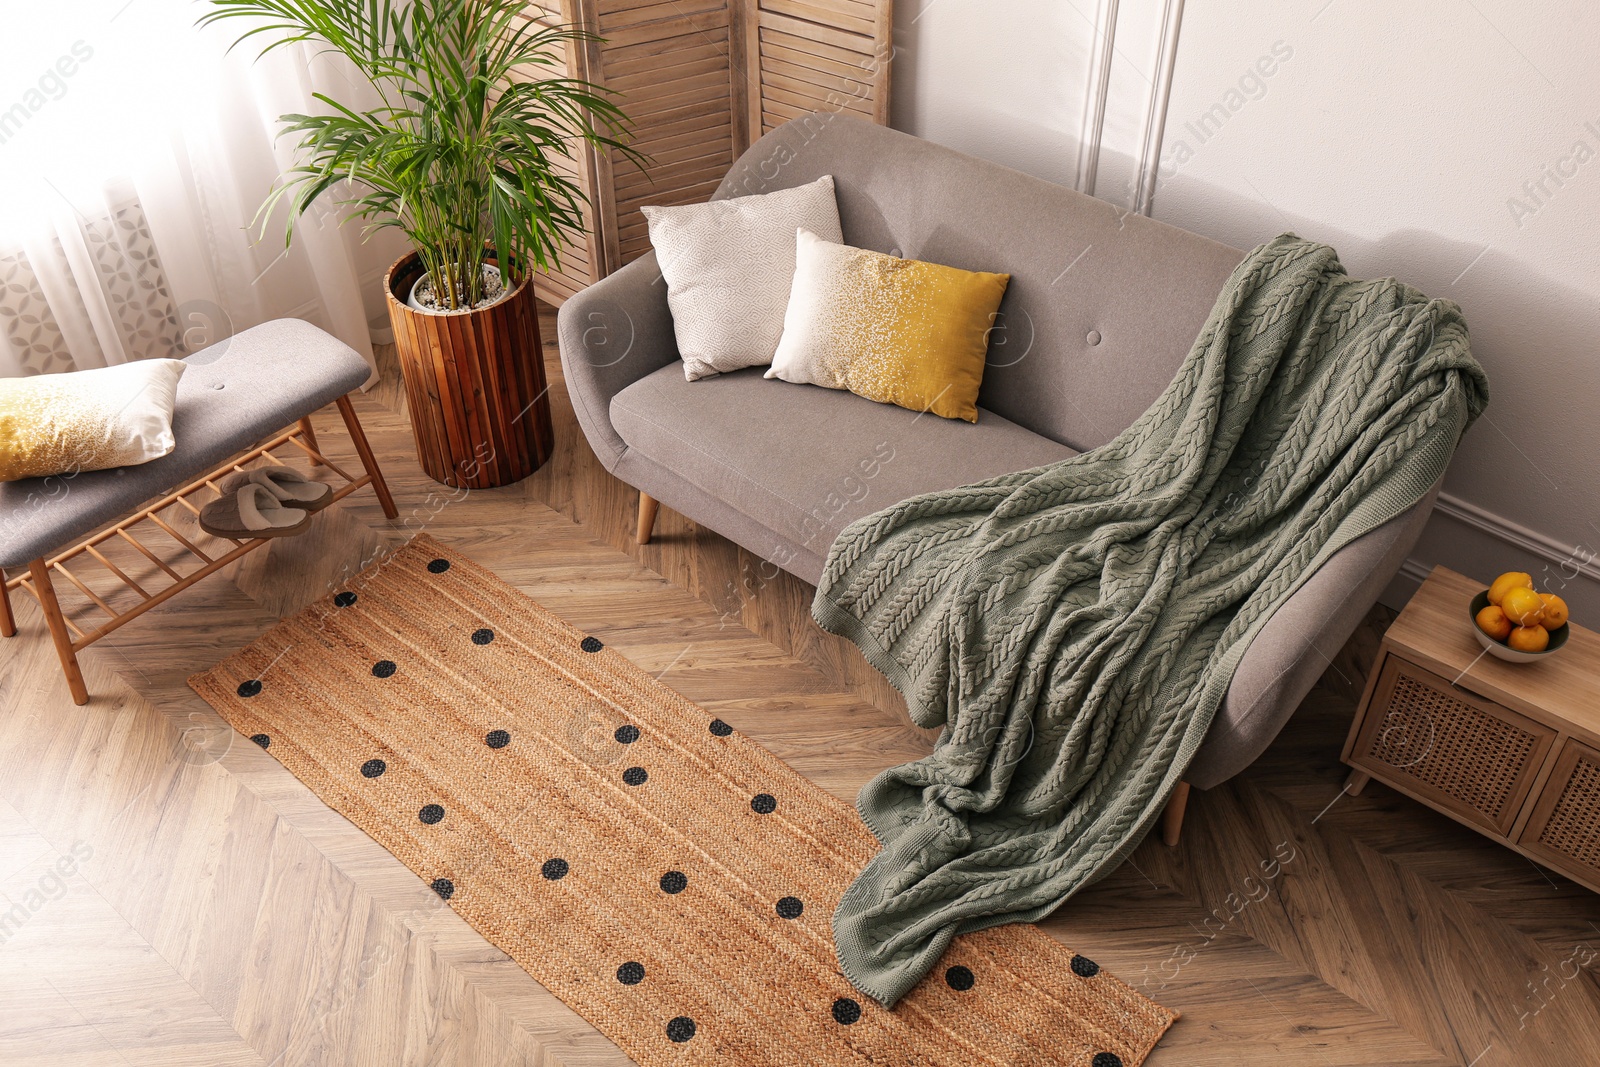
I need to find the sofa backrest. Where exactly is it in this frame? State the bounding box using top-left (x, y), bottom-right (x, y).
top-left (714, 115), bottom-right (1245, 453)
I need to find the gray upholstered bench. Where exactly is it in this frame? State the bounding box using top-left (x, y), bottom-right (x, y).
top-left (0, 319), bottom-right (397, 705)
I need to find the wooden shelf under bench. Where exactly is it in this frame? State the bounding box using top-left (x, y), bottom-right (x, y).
top-left (1342, 565), bottom-right (1600, 894)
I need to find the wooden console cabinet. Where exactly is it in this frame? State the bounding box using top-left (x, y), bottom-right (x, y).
top-left (1342, 566), bottom-right (1600, 893)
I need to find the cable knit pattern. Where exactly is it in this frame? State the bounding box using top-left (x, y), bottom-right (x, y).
top-left (814, 236), bottom-right (1490, 1007)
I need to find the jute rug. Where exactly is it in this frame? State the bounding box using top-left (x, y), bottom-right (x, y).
top-left (191, 534), bottom-right (1176, 1066)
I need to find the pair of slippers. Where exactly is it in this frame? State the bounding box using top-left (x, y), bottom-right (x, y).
top-left (199, 468), bottom-right (334, 539)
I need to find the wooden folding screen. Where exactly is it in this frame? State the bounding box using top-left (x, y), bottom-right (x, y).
top-left (527, 0), bottom-right (893, 306)
top-left (741, 0), bottom-right (892, 137)
top-left (524, 0), bottom-right (612, 303)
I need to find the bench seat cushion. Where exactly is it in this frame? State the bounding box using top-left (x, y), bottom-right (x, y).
top-left (609, 366), bottom-right (1076, 582)
top-left (0, 319), bottom-right (370, 569)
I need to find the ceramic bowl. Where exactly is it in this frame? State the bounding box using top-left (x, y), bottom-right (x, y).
top-left (1469, 589), bottom-right (1569, 663)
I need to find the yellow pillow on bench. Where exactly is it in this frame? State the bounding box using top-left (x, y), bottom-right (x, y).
top-left (765, 229), bottom-right (1010, 422)
top-left (0, 359), bottom-right (186, 482)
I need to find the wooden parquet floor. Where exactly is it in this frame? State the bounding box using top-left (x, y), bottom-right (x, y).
top-left (2, 307), bottom-right (1597, 1066)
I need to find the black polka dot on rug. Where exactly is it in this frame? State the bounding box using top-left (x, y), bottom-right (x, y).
top-left (665, 1016), bottom-right (696, 1043)
top-left (1092, 1054), bottom-right (1123, 1067)
top-left (945, 965), bottom-right (975, 991)
top-left (775, 896), bottom-right (803, 919)
top-left (614, 724), bottom-right (640, 744)
top-left (431, 877), bottom-right (454, 900)
top-left (360, 758), bottom-right (386, 778)
top-left (419, 804), bottom-right (445, 825)
top-left (831, 998), bottom-right (861, 1025)
top-left (485, 729), bottom-right (510, 749)
top-left (660, 870), bottom-right (687, 894)
top-left (616, 961), bottom-right (645, 985)
top-left (542, 858), bottom-right (569, 880)
top-left (580, 636), bottom-right (603, 653)
top-left (372, 659), bottom-right (397, 678)
top-left (237, 680), bottom-right (262, 698)
top-left (333, 591), bottom-right (357, 607)
top-left (751, 793), bottom-right (777, 815)
top-left (427, 558), bottom-right (450, 574)
top-left (471, 628), bottom-right (494, 645)
top-left (622, 766), bottom-right (649, 786)
top-left (708, 719), bottom-right (733, 737)
top-left (250, 733), bottom-right (270, 748)
top-left (1071, 954), bottom-right (1100, 978)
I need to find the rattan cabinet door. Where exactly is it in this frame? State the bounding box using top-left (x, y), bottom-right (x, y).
top-left (1350, 657), bottom-right (1557, 837)
top-left (1518, 739), bottom-right (1600, 890)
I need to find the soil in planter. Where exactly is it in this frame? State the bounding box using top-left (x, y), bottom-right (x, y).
top-left (411, 268), bottom-right (506, 312)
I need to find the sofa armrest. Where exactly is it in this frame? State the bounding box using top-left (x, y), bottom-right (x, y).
top-left (556, 252), bottom-right (680, 472)
top-left (1186, 480), bottom-right (1443, 790)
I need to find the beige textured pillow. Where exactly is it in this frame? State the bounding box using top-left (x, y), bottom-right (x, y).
top-left (643, 175), bottom-right (843, 381)
top-left (766, 229), bottom-right (1011, 422)
top-left (0, 359), bottom-right (187, 481)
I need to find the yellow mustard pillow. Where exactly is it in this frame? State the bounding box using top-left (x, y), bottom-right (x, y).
top-left (765, 229), bottom-right (1010, 422)
top-left (0, 359), bottom-right (187, 482)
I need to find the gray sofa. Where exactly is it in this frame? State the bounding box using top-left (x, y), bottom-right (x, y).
top-left (557, 114), bottom-right (1439, 791)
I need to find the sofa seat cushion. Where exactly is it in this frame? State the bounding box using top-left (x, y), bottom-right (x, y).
top-left (610, 366), bottom-right (1076, 579)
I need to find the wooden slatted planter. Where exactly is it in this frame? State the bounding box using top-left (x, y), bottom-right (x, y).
top-left (385, 253), bottom-right (555, 489)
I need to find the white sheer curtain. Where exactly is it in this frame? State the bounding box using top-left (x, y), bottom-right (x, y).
top-left (0, 1), bottom-right (403, 378)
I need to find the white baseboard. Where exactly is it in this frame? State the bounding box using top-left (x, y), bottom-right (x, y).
top-left (1389, 492), bottom-right (1598, 616)
top-left (1431, 492), bottom-right (1600, 582)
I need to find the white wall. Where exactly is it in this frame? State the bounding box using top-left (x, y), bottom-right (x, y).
top-left (893, 0), bottom-right (1600, 618)
top-left (891, 0), bottom-right (1093, 187)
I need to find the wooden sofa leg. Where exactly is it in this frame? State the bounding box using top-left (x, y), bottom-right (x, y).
top-left (0, 570), bottom-right (15, 638)
top-left (1161, 781), bottom-right (1192, 847)
top-left (335, 395), bottom-right (399, 520)
top-left (637, 492), bottom-right (660, 546)
top-left (30, 559), bottom-right (88, 706)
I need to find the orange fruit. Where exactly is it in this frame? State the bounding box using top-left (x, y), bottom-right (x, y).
top-left (1475, 605), bottom-right (1513, 642)
top-left (1508, 625), bottom-right (1550, 653)
top-left (1488, 571), bottom-right (1533, 606)
top-left (1501, 586), bottom-right (1546, 627)
top-left (1540, 593), bottom-right (1570, 629)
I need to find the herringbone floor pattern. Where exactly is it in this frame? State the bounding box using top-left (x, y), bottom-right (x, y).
top-left (1, 308), bottom-right (1596, 1065)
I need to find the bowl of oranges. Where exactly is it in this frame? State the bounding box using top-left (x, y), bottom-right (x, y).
top-left (1472, 571), bottom-right (1571, 663)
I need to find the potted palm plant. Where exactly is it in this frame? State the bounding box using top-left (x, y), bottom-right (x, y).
top-left (201, 0), bottom-right (635, 488)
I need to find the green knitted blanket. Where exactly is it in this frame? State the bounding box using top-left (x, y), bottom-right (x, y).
top-left (814, 236), bottom-right (1489, 1006)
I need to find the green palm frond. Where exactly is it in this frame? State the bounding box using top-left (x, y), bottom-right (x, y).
top-left (200, 0), bottom-right (641, 309)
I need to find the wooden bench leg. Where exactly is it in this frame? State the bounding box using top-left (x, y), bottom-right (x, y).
top-left (1161, 781), bottom-right (1192, 847)
top-left (1344, 769), bottom-right (1370, 796)
top-left (637, 491), bottom-right (660, 545)
top-left (298, 416), bottom-right (323, 466)
top-left (0, 570), bottom-right (15, 638)
top-left (335, 395), bottom-right (399, 520)
top-left (30, 559), bottom-right (88, 706)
